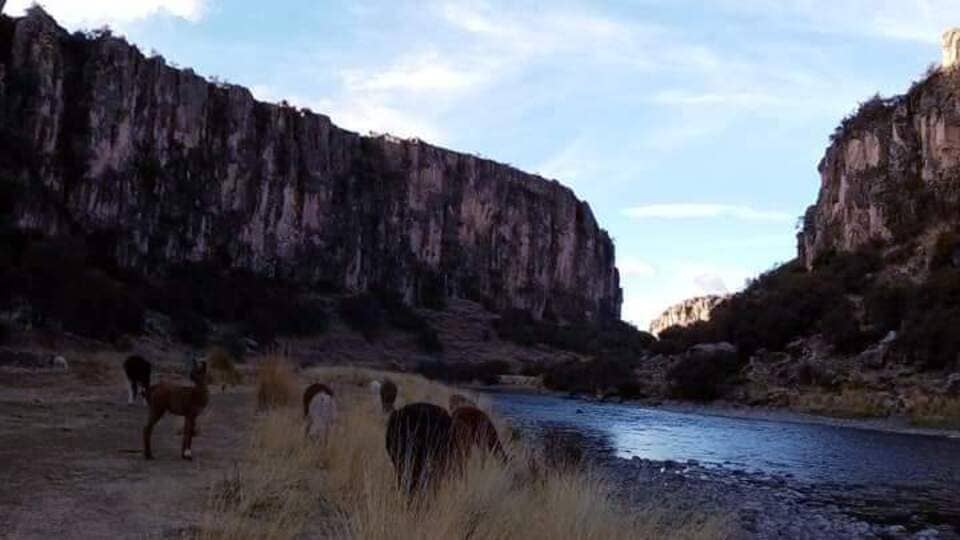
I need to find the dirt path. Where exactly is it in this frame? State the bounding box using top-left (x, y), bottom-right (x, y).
top-left (0, 367), bottom-right (256, 539)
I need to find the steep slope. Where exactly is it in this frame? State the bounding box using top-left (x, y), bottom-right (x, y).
top-left (0, 8), bottom-right (621, 322)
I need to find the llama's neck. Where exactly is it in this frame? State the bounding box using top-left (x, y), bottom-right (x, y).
top-left (193, 381), bottom-right (209, 409)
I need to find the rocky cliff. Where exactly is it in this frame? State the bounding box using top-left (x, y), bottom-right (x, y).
top-left (798, 30), bottom-right (960, 271)
top-left (0, 8), bottom-right (621, 322)
top-left (648, 295), bottom-right (727, 336)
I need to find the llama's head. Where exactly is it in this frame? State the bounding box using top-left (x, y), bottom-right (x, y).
top-left (190, 360), bottom-right (209, 385)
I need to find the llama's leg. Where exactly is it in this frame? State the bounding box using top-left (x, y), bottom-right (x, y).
top-left (143, 409), bottom-right (164, 460)
top-left (128, 382), bottom-right (136, 405)
top-left (182, 416), bottom-right (195, 460)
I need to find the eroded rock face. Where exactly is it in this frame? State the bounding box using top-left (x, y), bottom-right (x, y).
top-left (798, 65), bottom-right (960, 268)
top-left (943, 28), bottom-right (960, 69)
top-left (649, 295), bottom-right (727, 336)
top-left (0, 9), bottom-right (621, 321)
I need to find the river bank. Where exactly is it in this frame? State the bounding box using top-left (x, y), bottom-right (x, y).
top-left (485, 389), bottom-right (960, 538)
top-left (476, 384), bottom-right (960, 439)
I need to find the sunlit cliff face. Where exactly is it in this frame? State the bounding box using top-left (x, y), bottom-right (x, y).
top-left (943, 28), bottom-right (960, 69)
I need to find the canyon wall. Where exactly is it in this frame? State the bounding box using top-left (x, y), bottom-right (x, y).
top-left (798, 58), bottom-right (960, 270)
top-left (0, 8), bottom-right (621, 322)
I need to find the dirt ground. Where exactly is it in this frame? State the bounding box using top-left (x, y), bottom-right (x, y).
top-left (0, 356), bottom-right (256, 539)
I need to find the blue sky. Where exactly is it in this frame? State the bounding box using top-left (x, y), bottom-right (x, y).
top-left (7, 0), bottom-right (958, 329)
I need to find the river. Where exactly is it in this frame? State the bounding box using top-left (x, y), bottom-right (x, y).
top-left (485, 390), bottom-right (960, 537)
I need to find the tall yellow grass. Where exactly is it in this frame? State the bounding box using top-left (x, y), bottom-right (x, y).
top-left (207, 346), bottom-right (243, 388)
top-left (200, 365), bottom-right (730, 539)
top-left (255, 355), bottom-right (298, 410)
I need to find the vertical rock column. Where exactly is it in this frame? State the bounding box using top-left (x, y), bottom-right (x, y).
top-left (943, 28), bottom-right (960, 69)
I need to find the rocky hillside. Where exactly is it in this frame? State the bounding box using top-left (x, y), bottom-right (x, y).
top-left (648, 295), bottom-right (727, 336)
top-left (798, 37), bottom-right (960, 273)
top-left (648, 31), bottom-right (960, 414)
top-left (0, 7), bottom-right (620, 323)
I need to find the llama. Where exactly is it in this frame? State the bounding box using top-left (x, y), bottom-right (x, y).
top-left (379, 379), bottom-right (398, 413)
top-left (448, 393), bottom-right (476, 412)
top-left (303, 383), bottom-right (337, 441)
top-left (143, 360), bottom-right (209, 460)
top-left (123, 355), bottom-right (151, 405)
top-left (450, 406), bottom-right (506, 465)
top-left (302, 382), bottom-right (334, 417)
top-left (385, 402), bottom-right (453, 494)
top-left (51, 355), bottom-right (69, 370)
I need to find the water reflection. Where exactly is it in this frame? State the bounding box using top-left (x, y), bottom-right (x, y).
top-left (488, 390), bottom-right (960, 489)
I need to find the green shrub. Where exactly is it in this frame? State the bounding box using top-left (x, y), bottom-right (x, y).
top-left (819, 299), bottom-right (873, 354)
top-left (338, 294), bottom-right (383, 340)
top-left (931, 231), bottom-right (959, 269)
top-left (416, 326), bottom-right (443, 354)
top-left (542, 358), bottom-right (634, 395)
top-left (666, 350), bottom-right (742, 402)
top-left (416, 360), bottom-right (508, 384)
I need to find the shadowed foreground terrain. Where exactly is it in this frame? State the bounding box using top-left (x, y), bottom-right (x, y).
top-left (0, 352), bottom-right (729, 539)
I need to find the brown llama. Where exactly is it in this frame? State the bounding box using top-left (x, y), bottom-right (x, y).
top-left (380, 379), bottom-right (398, 413)
top-left (143, 360), bottom-right (209, 460)
top-left (448, 393), bottom-right (476, 412)
top-left (450, 406), bottom-right (506, 465)
top-left (385, 403), bottom-right (453, 494)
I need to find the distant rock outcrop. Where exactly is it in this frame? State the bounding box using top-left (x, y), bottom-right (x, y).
top-left (649, 295), bottom-right (727, 336)
top-left (0, 8), bottom-right (621, 322)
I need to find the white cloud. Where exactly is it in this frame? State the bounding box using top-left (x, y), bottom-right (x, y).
top-left (621, 262), bottom-right (752, 331)
top-left (623, 203), bottom-right (793, 222)
top-left (5, 0), bottom-right (208, 27)
top-left (341, 52), bottom-right (486, 94)
top-left (250, 84), bottom-right (446, 143)
top-left (618, 256), bottom-right (657, 278)
top-left (693, 273), bottom-right (728, 294)
top-left (708, 0), bottom-right (958, 44)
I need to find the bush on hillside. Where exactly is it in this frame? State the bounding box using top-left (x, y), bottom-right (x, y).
top-left (542, 358), bottom-right (635, 395)
top-left (666, 350), bottom-right (742, 402)
top-left (416, 360), bottom-right (508, 385)
top-left (338, 293), bottom-right (384, 340)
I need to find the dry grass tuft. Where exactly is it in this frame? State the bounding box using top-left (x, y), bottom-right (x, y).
top-left (207, 347), bottom-right (243, 388)
top-left (790, 388), bottom-right (891, 418)
top-left (199, 364), bottom-right (730, 539)
top-left (907, 394), bottom-right (960, 429)
top-left (256, 355), bottom-right (298, 410)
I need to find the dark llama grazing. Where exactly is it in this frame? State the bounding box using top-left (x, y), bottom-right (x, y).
top-left (123, 355), bottom-right (151, 405)
top-left (302, 382), bottom-right (334, 417)
top-left (380, 379), bottom-right (398, 413)
top-left (143, 360), bottom-right (209, 460)
top-left (450, 406), bottom-right (506, 464)
top-left (386, 403), bottom-right (453, 494)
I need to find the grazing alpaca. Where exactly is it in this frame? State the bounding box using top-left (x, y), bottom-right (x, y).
top-left (143, 360), bottom-right (209, 460)
top-left (379, 379), bottom-right (398, 413)
top-left (448, 393), bottom-right (476, 412)
top-left (302, 382), bottom-right (334, 417)
top-left (450, 406), bottom-right (506, 464)
top-left (303, 384), bottom-right (337, 441)
top-left (123, 355), bottom-right (152, 405)
top-left (385, 403), bottom-right (453, 494)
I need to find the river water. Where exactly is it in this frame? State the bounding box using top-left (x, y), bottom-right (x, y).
top-left (486, 390), bottom-right (960, 534)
